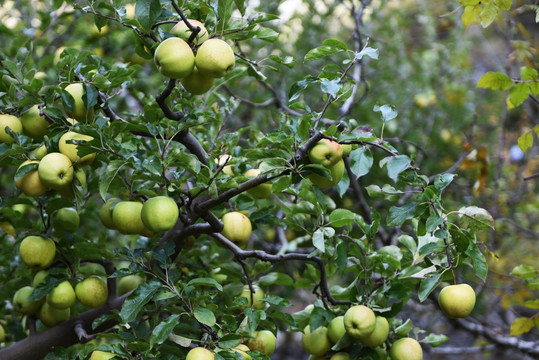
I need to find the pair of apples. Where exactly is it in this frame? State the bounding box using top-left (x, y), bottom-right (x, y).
top-left (308, 139), bottom-right (348, 188)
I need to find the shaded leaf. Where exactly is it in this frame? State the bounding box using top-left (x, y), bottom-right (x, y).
top-left (387, 201), bottom-right (418, 226)
top-left (511, 264), bottom-right (536, 280)
top-left (458, 206), bottom-right (495, 230)
top-left (150, 314), bottom-right (180, 347)
top-left (135, 0), bottom-right (161, 30)
top-left (510, 317), bottom-right (534, 337)
top-left (194, 307), bottom-right (216, 327)
top-left (187, 278), bottom-right (223, 292)
top-left (120, 280), bottom-right (161, 322)
top-left (329, 209), bottom-right (356, 228)
top-left (373, 104), bottom-right (398, 122)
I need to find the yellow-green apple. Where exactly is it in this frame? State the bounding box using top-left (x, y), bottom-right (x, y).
top-left (15, 160), bottom-right (49, 197)
top-left (117, 275), bottom-right (145, 296)
top-left (309, 159), bottom-right (344, 188)
top-left (111, 201), bottom-right (145, 235)
top-left (75, 276), bottom-right (108, 308)
top-left (438, 284), bottom-right (476, 318)
top-left (186, 347), bottom-right (214, 360)
top-left (19, 236), bottom-right (56, 269)
top-left (0, 114), bottom-right (22, 143)
top-left (221, 211), bottom-right (252, 245)
top-left (195, 38), bottom-right (235, 78)
top-left (47, 280), bottom-right (76, 309)
top-left (390, 338), bottom-right (423, 360)
top-left (309, 139), bottom-right (343, 168)
top-left (141, 196), bottom-right (179, 233)
top-left (331, 353), bottom-right (350, 360)
top-left (181, 66), bottom-right (215, 95)
top-left (341, 144), bottom-right (352, 157)
top-left (244, 169), bottom-right (272, 199)
top-left (154, 37), bottom-right (195, 79)
top-left (171, 19), bottom-right (209, 45)
top-left (302, 325), bottom-right (332, 356)
top-left (33, 270), bottom-right (49, 286)
top-left (39, 302), bottom-right (70, 327)
top-left (343, 305), bottom-right (376, 339)
top-left (216, 154), bottom-right (234, 175)
top-left (58, 131), bottom-right (96, 166)
top-left (64, 83), bottom-right (95, 121)
top-left (58, 167), bottom-right (86, 198)
top-left (90, 350), bottom-right (117, 360)
top-left (32, 144), bottom-right (47, 159)
top-left (13, 286), bottom-right (44, 315)
top-left (359, 316), bottom-right (389, 348)
top-left (99, 198), bottom-right (120, 229)
top-left (231, 344), bottom-right (251, 360)
top-left (52, 207), bottom-right (80, 232)
top-left (246, 330), bottom-right (276, 356)
top-left (20, 105), bottom-right (50, 140)
top-left (328, 315), bottom-right (346, 343)
top-left (0, 323), bottom-right (4, 342)
top-left (239, 284), bottom-right (265, 309)
top-left (38, 152), bottom-right (74, 190)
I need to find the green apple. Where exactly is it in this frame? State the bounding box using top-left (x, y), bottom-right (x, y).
top-left (244, 169), bottom-right (272, 199)
top-left (58, 131), bottom-right (96, 166)
top-left (38, 152), bottom-right (74, 190)
top-left (117, 275), bottom-right (145, 296)
top-left (90, 350), bottom-right (117, 360)
top-left (327, 315), bottom-right (346, 343)
top-left (0, 323), bottom-right (5, 342)
top-left (171, 19), bottom-right (209, 45)
top-left (195, 38), bottom-right (235, 78)
top-left (32, 144), bottom-right (48, 159)
top-left (376, 347), bottom-right (388, 360)
top-left (52, 207), bottom-right (80, 232)
top-left (79, 263), bottom-right (107, 277)
top-left (302, 325), bottom-right (332, 356)
top-left (33, 270), bottom-right (49, 286)
top-left (141, 196), bottom-right (179, 233)
top-left (99, 198), bottom-right (119, 229)
top-left (389, 338), bottom-right (423, 360)
top-left (341, 144), bottom-right (352, 157)
top-left (331, 353), bottom-right (350, 360)
top-left (239, 284), bottom-right (265, 309)
top-left (63, 83), bottom-right (94, 121)
top-left (47, 280), bottom-right (76, 309)
top-left (181, 66), bottom-right (216, 95)
top-left (154, 37), bottom-right (195, 79)
top-left (309, 159), bottom-right (345, 188)
top-left (13, 286), bottom-right (44, 315)
top-left (75, 276), bottom-right (108, 308)
top-left (186, 347), bottom-right (214, 360)
top-left (216, 154), bottom-right (234, 175)
top-left (359, 316), bottom-right (389, 348)
top-left (343, 305), bottom-right (376, 339)
top-left (438, 283), bottom-right (476, 318)
top-left (15, 160), bottom-right (49, 197)
top-left (0, 114), bottom-right (23, 143)
top-left (221, 211), bottom-right (252, 245)
top-left (20, 105), bottom-right (50, 140)
top-left (309, 139), bottom-right (343, 168)
top-left (39, 302), bottom-right (70, 327)
top-left (19, 236), bottom-right (56, 269)
top-left (112, 201), bottom-right (145, 235)
top-left (246, 330), bottom-right (276, 356)
top-left (57, 167), bottom-right (86, 198)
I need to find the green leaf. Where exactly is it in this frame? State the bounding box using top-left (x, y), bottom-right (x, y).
top-left (477, 72), bottom-right (513, 90)
top-left (150, 314), bottom-right (180, 347)
top-left (99, 160), bottom-right (129, 202)
top-left (355, 47), bottom-right (379, 60)
top-left (350, 147), bottom-right (373, 178)
top-left (385, 155), bottom-right (412, 182)
top-left (194, 307), bottom-right (216, 327)
top-left (518, 132), bottom-right (534, 152)
top-left (434, 173), bottom-right (455, 191)
top-left (329, 209), bottom-right (356, 228)
top-left (508, 83), bottom-right (530, 107)
top-left (460, 0), bottom-right (480, 5)
top-left (480, 1), bottom-right (498, 27)
top-left (373, 104), bottom-right (398, 122)
top-left (398, 235), bottom-right (417, 255)
top-left (120, 280), bottom-right (161, 322)
top-left (418, 272), bottom-right (442, 302)
top-left (462, 5), bottom-right (482, 28)
top-left (259, 272), bottom-right (294, 286)
top-left (510, 317), bottom-right (535, 337)
top-left (323, 39), bottom-right (347, 50)
top-left (524, 299), bottom-right (539, 309)
top-left (422, 333), bottom-right (449, 347)
top-left (494, 0), bottom-right (513, 10)
top-left (2, 60), bottom-right (23, 82)
top-left (387, 201), bottom-right (418, 226)
top-left (320, 78), bottom-right (342, 97)
top-left (458, 206), bottom-right (495, 230)
top-left (365, 184), bottom-right (404, 199)
top-left (466, 243), bottom-right (488, 281)
top-left (288, 76), bottom-right (318, 101)
top-left (187, 278), bottom-right (223, 292)
top-left (511, 264), bottom-right (536, 279)
top-left (426, 216), bottom-right (444, 233)
top-left (304, 45), bottom-right (344, 62)
top-left (218, 0), bottom-right (234, 27)
top-left (135, 0), bottom-right (161, 31)
top-left (312, 229), bottom-right (325, 253)
top-left (520, 66), bottom-right (538, 81)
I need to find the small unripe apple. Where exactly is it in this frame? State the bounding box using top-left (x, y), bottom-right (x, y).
top-left (13, 286), bottom-right (44, 315)
top-left (99, 198), bottom-right (120, 229)
top-left (195, 39), bottom-right (235, 78)
top-left (181, 66), bottom-right (215, 95)
top-left (75, 276), bottom-right (108, 308)
top-left (327, 315), bottom-right (346, 343)
top-left (154, 37), bottom-right (195, 79)
top-left (0, 114), bottom-right (23, 143)
top-left (221, 212), bottom-right (252, 245)
top-left (246, 330), bottom-right (276, 356)
top-left (186, 347), bottom-right (214, 360)
top-left (63, 83), bottom-right (95, 121)
top-left (171, 19), bottom-right (209, 45)
top-left (15, 160), bottom-right (49, 197)
top-left (239, 284), bottom-right (265, 309)
top-left (52, 207), bottom-right (80, 232)
top-left (343, 305), bottom-right (376, 339)
top-left (309, 139), bottom-right (343, 168)
top-left (39, 302), bottom-right (70, 327)
top-left (47, 280), bottom-right (76, 309)
top-left (19, 236), bottom-right (56, 269)
top-left (309, 159), bottom-right (345, 188)
top-left (20, 105), bottom-right (50, 140)
top-left (141, 196), bottom-right (179, 233)
top-left (244, 168), bottom-right (272, 199)
top-left (358, 316), bottom-right (389, 348)
top-left (438, 283), bottom-right (476, 318)
top-left (38, 152), bottom-right (74, 190)
top-left (390, 337), bottom-right (423, 360)
top-left (302, 325), bottom-right (332, 356)
top-left (111, 201), bottom-right (145, 235)
top-left (58, 131), bottom-right (96, 166)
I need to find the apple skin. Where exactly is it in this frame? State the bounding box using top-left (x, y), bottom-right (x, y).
top-left (154, 37), bottom-right (195, 79)
top-left (58, 131), bottom-right (96, 166)
top-left (331, 353), bottom-right (350, 360)
top-left (358, 316), bottom-right (389, 348)
top-left (327, 315), bottom-right (346, 344)
top-left (90, 350), bottom-right (117, 360)
top-left (38, 152), bottom-right (74, 190)
top-left (33, 144), bottom-right (48, 159)
top-left (64, 83), bottom-right (95, 121)
top-left (195, 38), bottom-right (235, 78)
top-left (309, 139), bottom-right (343, 168)
top-left (19, 236), bottom-right (56, 269)
top-left (57, 167), bottom-right (86, 198)
top-left (0, 114), bottom-right (23, 143)
top-left (244, 169), bottom-right (273, 199)
top-left (343, 305), bottom-right (376, 339)
top-left (216, 154), bottom-right (234, 175)
top-left (141, 196), bottom-right (179, 233)
top-left (181, 66), bottom-right (216, 95)
top-left (246, 330), bottom-right (276, 356)
top-left (13, 286), bottom-right (44, 315)
top-left (171, 19), bottom-right (209, 45)
top-left (112, 201), bottom-right (145, 235)
top-left (438, 284), bottom-right (476, 318)
top-left (186, 347), bottom-right (214, 360)
top-left (99, 198), bottom-right (120, 229)
top-left (15, 160), bottom-right (49, 197)
top-left (52, 207), bottom-right (80, 232)
top-left (20, 105), bottom-right (50, 140)
top-left (117, 275), bottom-right (145, 296)
top-left (75, 276), bottom-right (108, 308)
top-left (239, 284), bottom-right (265, 309)
top-left (341, 144), bottom-right (352, 157)
top-left (302, 325), bottom-right (332, 356)
top-left (33, 270), bottom-right (49, 286)
top-left (221, 212), bottom-right (252, 245)
top-left (39, 302), bottom-right (70, 327)
top-left (390, 338), bottom-right (423, 360)
top-left (309, 159), bottom-right (345, 188)
top-left (0, 323), bottom-right (5, 342)
top-left (47, 280), bottom-right (76, 309)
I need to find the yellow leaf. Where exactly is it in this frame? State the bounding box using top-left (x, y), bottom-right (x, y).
top-left (510, 317), bottom-right (534, 337)
top-left (0, 221), bottom-right (16, 237)
top-left (462, 5), bottom-right (482, 28)
top-left (524, 299), bottom-right (539, 309)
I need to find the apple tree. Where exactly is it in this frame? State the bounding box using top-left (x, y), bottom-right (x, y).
top-left (0, 0), bottom-right (537, 359)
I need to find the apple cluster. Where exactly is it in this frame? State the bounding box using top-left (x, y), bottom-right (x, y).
top-left (308, 139), bottom-right (346, 188)
top-left (154, 19), bottom-right (235, 95)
